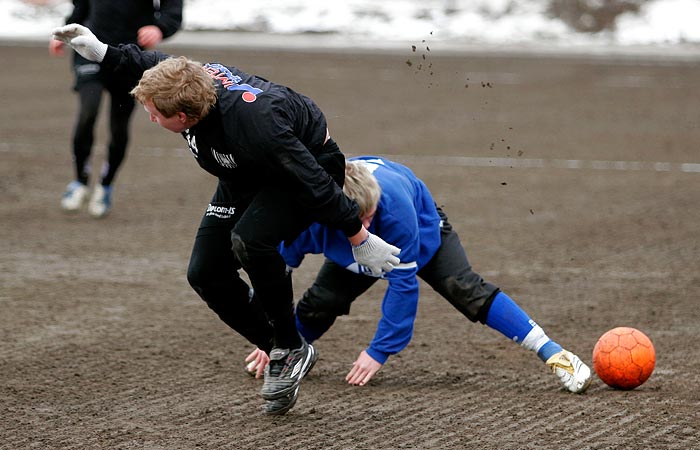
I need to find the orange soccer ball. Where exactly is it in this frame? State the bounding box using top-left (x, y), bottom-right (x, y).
top-left (592, 327), bottom-right (656, 390)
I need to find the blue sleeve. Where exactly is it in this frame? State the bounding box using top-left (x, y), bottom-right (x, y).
top-left (280, 224), bottom-right (325, 268)
top-left (365, 191), bottom-right (422, 364)
top-left (366, 265), bottom-right (420, 364)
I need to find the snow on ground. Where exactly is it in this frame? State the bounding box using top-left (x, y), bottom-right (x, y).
top-left (2, 0), bottom-right (699, 55)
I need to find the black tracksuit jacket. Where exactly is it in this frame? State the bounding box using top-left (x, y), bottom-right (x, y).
top-left (101, 44), bottom-right (363, 237)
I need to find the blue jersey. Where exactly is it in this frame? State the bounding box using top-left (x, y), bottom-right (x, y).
top-left (281, 156), bottom-right (442, 363)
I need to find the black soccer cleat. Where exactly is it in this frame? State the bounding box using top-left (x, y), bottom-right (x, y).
top-left (260, 341), bottom-right (318, 400)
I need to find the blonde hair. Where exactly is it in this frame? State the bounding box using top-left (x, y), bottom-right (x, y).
top-left (344, 160), bottom-right (381, 217)
top-left (131, 57), bottom-right (217, 121)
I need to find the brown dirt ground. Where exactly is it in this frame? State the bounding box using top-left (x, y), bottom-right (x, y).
top-left (1, 42), bottom-right (699, 450)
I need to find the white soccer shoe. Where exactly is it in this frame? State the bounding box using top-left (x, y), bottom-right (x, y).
top-left (88, 184), bottom-right (112, 218)
top-left (546, 349), bottom-right (592, 394)
top-left (61, 181), bottom-right (89, 212)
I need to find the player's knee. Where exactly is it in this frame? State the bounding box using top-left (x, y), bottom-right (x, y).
top-left (296, 285), bottom-right (345, 330)
top-left (186, 252), bottom-right (220, 296)
top-left (296, 304), bottom-right (337, 330)
top-left (186, 261), bottom-right (207, 296)
top-left (230, 232), bottom-right (250, 266)
top-left (440, 274), bottom-right (498, 323)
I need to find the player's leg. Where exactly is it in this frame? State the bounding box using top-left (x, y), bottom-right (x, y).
top-left (72, 80), bottom-right (102, 185)
top-left (102, 85), bottom-right (134, 186)
top-left (418, 207), bottom-right (591, 393)
top-left (61, 60), bottom-right (102, 212)
top-left (186, 186), bottom-right (274, 354)
top-left (295, 259), bottom-right (378, 342)
top-left (231, 186), bottom-right (323, 401)
top-left (87, 85), bottom-right (136, 217)
top-left (417, 208), bottom-right (499, 324)
top-left (230, 189), bottom-right (304, 351)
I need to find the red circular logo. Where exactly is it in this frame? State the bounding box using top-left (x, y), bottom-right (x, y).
top-left (242, 92), bottom-right (257, 103)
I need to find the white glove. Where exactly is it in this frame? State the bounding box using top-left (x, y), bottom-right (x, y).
top-left (351, 232), bottom-right (401, 276)
top-left (51, 24), bottom-right (108, 63)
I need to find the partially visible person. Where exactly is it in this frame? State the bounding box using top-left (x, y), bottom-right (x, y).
top-left (246, 156), bottom-right (592, 394)
top-left (51, 24), bottom-right (402, 415)
top-left (50, 0), bottom-right (183, 218)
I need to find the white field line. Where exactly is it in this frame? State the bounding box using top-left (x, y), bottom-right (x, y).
top-left (2, 141), bottom-right (699, 173)
top-left (391, 154), bottom-right (700, 173)
top-left (481, 267), bottom-right (671, 281)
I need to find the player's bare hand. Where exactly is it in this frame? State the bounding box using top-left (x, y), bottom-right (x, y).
top-left (137, 25), bottom-right (163, 49)
top-left (48, 38), bottom-right (64, 56)
top-left (244, 347), bottom-right (269, 379)
top-left (346, 350), bottom-right (383, 386)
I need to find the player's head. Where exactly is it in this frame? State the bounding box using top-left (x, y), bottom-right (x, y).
top-left (131, 56), bottom-right (216, 132)
top-left (344, 160), bottom-right (381, 227)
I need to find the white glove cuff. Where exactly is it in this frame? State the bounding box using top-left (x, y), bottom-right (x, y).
top-left (93, 42), bottom-right (108, 63)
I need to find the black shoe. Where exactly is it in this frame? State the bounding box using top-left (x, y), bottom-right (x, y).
top-left (260, 341), bottom-right (318, 400)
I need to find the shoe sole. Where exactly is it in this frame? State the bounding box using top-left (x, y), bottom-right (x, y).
top-left (261, 345), bottom-right (318, 400)
top-left (61, 197), bottom-right (87, 212)
top-left (88, 202), bottom-right (111, 218)
top-left (88, 209), bottom-right (110, 219)
top-left (263, 386), bottom-right (300, 416)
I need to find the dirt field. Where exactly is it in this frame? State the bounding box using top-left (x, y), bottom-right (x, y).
top-left (2, 40), bottom-right (699, 449)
